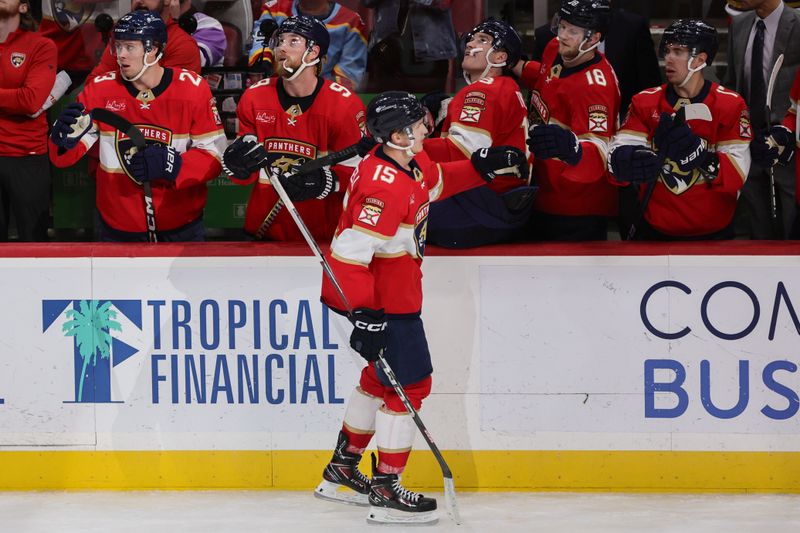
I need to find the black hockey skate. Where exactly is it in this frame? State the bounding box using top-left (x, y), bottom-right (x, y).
top-left (314, 431), bottom-right (371, 506)
top-left (366, 453), bottom-right (438, 525)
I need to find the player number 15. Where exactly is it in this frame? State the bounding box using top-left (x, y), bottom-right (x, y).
top-left (372, 165), bottom-right (396, 184)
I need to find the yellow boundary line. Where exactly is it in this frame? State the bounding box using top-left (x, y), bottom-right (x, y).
top-left (2, 450), bottom-right (800, 491)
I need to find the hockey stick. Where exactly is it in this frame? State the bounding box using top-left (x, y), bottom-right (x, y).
top-left (90, 108), bottom-right (157, 243)
top-left (262, 167), bottom-right (462, 525)
top-left (766, 53), bottom-right (784, 237)
top-left (253, 141), bottom-right (362, 239)
top-left (627, 103), bottom-right (712, 240)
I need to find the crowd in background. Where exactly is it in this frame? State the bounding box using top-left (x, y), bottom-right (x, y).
top-left (1, 0), bottom-right (800, 243)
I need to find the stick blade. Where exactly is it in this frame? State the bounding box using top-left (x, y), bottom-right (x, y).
top-left (443, 476), bottom-right (462, 525)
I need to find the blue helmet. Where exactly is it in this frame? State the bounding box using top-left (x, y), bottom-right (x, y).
top-left (113, 10), bottom-right (168, 52)
top-left (277, 15), bottom-right (330, 57)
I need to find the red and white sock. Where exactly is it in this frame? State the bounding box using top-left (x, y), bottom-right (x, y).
top-left (341, 386), bottom-right (383, 454)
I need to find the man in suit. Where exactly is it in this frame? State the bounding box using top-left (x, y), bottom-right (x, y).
top-left (530, 4), bottom-right (661, 120)
top-left (726, 0), bottom-right (800, 238)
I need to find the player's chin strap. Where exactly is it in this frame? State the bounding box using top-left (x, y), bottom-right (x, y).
top-left (386, 126), bottom-right (417, 158)
top-left (118, 48), bottom-right (163, 82)
top-left (678, 54), bottom-right (707, 88)
top-left (282, 46), bottom-right (320, 82)
top-left (463, 46), bottom-right (506, 84)
top-left (560, 31), bottom-right (600, 67)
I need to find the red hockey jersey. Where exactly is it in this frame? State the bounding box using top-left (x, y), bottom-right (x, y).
top-left (782, 70), bottom-right (800, 204)
top-left (49, 68), bottom-right (226, 233)
top-left (233, 76), bottom-right (366, 241)
top-left (321, 148), bottom-right (486, 316)
top-left (521, 39), bottom-right (621, 216)
top-left (611, 81), bottom-right (752, 236)
top-left (423, 75), bottom-right (529, 194)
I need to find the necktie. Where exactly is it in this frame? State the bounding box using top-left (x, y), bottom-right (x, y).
top-left (750, 20), bottom-right (767, 129)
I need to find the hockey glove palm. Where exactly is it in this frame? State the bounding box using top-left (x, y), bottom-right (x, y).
top-left (653, 113), bottom-right (707, 173)
top-left (51, 103), bottom-right (92, 150)
top-left (471, 146), bottom-right (529, 183)
top-left (129, 145), bottom-right (182, 184)
top-left (752, 125), bottom-right (795, 167)
top-left (609, 145), bottom-right (662, 184)
top-left (349, 308), bottom-right (388, 362)
top-left (222, 135), bottom-right (268, 180)
top-left (527, 124), bottom-right (582, 166)
top-left (279, 166), bottom-right (336, 201)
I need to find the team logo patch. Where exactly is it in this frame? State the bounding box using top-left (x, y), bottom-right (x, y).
top-left (739, 109), bottom-right (752, 139)
top-left (255, 110), bottom-right (277, 124)
top-left (414, 203), bottom-right (429, 258)
top-left (459, 106), bottom-right (482, 123)
top-left (10, 53), bottom-right (25, 68)
top-left (262, 138), bottom-right (317, 179)
top-left (464, 91), bottom-right (486, 108)
top-left (588, 104), bottom-right (609, 133)
top-left (357, 201), bottom-right (383, 227)
top-left (116, 126), bottom-right (173, 183)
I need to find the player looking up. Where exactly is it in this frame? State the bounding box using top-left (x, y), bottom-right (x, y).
top-left (314, 91), bottom-right (527, 524)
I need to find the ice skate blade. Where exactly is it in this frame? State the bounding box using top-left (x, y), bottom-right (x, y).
top-left (366, 506), bottom-right (438, 525)
top-left (314, 479), bottom-right (369, 507)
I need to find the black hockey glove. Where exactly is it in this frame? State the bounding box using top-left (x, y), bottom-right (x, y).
top-left (420, 91), bottom-right (451, 131)
top-left (349, 308), bottom-right (388, 362)
top-left (279, 166), bottom-right (336, 201)
top-left (751, 125), bottom-right (795, 167)
top-left (129, 145), bottom-right (182, 184)
top-left (51, 102), bottom-right (92, 150)
top-left (609, 145), bottom-right (662, 184)
top-left (527, 124), bottom-right (582, 166)
top-left (471, 146), bottom-right (529, 183)
top-left (652, 112), bottom-right (708, 173)
top-left (222, 135), bottom-right (268, 180)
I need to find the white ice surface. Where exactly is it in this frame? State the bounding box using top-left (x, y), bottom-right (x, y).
top-left (1, 491), bottom-right (799, 533)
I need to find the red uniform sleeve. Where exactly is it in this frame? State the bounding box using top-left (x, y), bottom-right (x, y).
top-left (709, 91), bottom-right (751, 195)
top-left (229, 86), bottom-right (260, 186)
top-left (328, 90), bottom-right (366, 183)
top-left (173, 75), bottom-right (224, 189)
top-left (520, 59), bottom-right (543, 90)
top-left (47, 88), bottom-right (96, 168)
top-left (0, 38), bottom-right (57, 115)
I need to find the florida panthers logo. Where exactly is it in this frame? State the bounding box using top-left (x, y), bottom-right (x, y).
top-left (115, 125), bottom-right (173, 183)
top-left (10, 53), bottom-right (25, 68)
top-left (260, 138), bottom-right (318, 181)
top-left (414, 203), bottom-right (429, 258)
top-left (50, 0), bottom-right (95, 32)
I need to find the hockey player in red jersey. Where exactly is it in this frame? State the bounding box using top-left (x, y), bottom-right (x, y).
top-left (314, 92), bottom-right (527, 524)
top-left (608, 19), bottom-right (752, 240)
top-left (49, 10), bottom-right (225, 241)
top-left (750, 68), bottom-right (799, 238)
top-left (423, 18), bottom-right (535, 247)
top-left (515, 0), bottom-right (620, 241)
top-left (221, 16), bottom-right (366, 242)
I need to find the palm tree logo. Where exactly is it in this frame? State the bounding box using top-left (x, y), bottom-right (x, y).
top-left (62, 300), bottom-right (121, 403)
top-left (42, 299), bottom-right (142, 403)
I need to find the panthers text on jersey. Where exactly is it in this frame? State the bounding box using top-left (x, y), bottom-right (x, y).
top-left (232, 76), bottom-right (366, 241)
top-left (49, 68), bottom-right (226, 233)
